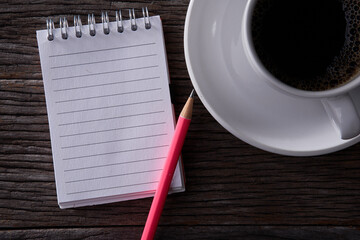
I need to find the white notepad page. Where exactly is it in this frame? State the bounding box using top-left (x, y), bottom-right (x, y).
top-left (36, 16), bottom-right (184, 208)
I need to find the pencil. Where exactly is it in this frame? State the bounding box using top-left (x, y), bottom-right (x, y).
top-left (141, 89), bottom-right (195, 240)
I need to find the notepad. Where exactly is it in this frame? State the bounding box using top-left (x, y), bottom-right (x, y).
top-left (36, 15), bottom-right (185, 208)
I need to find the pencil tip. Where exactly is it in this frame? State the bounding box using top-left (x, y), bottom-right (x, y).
top-left (189, 89), bottom-right (195, 98)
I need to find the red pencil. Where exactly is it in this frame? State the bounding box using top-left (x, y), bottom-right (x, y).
top-left (141, 89), bottom-right (195, 240)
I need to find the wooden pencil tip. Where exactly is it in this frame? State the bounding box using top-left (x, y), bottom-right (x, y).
top-left (189, 89), bottom-right (195, 98)
top-left (180, 90), bottom-right (195, 119)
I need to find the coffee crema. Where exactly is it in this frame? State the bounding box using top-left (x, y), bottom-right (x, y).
top-left (251, 0), bottom-right (360, 91)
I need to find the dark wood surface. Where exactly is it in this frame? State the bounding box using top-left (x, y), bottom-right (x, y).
top-left (1, 0), bottom-right (360, 239)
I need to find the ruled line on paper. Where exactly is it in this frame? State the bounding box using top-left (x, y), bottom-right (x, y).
top-left (49, 42), bottom-right (156, 58)
top-left (67, 181), bottom-right (159, 195)
top-left (52, 65), bottom-right (159, 81)
top-left (50, 54), bottom-right (157, 69)
top-left (55, 88), bottom-right (162, 104)
top-left (65, 169), bottom-right (162, 184)
top-left (57, 99), bottom-right (163, 115)
top-left (63, 145), bottom-right (169, 160)
top-left (64, 157), bottom-right (166, 172)
top-left (61, 133), bottom-right (167, 149)
top-left (53, 76), bottom-right (160, 92)
top-left (58, 110), bottom-right (165, 126)
top-left (60, 122), bottom-right (166, 138)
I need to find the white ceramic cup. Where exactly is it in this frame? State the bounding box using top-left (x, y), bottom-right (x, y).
top-left (242, 0), bottom-right (360, 140)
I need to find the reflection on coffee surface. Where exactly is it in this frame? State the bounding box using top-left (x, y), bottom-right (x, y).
top-left (251, 0), bottom-right (360, 91)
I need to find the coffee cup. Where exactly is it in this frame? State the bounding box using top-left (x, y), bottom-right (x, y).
top-left (242, 0), bottom-right (360, 139)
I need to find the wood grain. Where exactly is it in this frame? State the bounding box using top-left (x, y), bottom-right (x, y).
top-left (1, 226), bottom-right (360, 240)
top-left (1, 0), bottom-right (360, 239)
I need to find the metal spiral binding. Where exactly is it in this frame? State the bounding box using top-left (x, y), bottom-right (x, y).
top-left (59, 17), bottom-right (68, 39)
top-left (74, 15), bottom-right (82, 38)
top-left (129, 9), bottom-right (137, 31)
top-left (102, 12), bottom-right (110, 34)
top-left (116, 9), bottom-right (124, 33)
top-left (142, 7), bottom-right (151, 29)
top-left (88, 13), bottom-right (96, 36)
top-left (46, 18), bottom-right (55, 41)
top-left (46, 8), bottom-right (151, 41)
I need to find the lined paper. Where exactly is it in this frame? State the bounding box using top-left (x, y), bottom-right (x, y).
top-left (36, 16), bottom-right (184, 208)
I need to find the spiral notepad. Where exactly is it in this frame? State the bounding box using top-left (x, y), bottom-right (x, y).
top-left (36, 9), bottom-right (185, 209)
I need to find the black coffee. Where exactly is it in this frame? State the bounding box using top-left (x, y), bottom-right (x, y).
top-left (251, 0), bottom-right (360, 91)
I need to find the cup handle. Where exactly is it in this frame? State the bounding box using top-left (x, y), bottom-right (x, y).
top-left (321, 93), bottom-right (360, 139)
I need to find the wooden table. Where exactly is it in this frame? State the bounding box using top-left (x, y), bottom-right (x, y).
top-left (1, 0), bottom-right (360, 239)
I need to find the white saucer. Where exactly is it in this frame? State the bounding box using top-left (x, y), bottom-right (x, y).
top-left (184, 0), bottom-right (360, 156)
